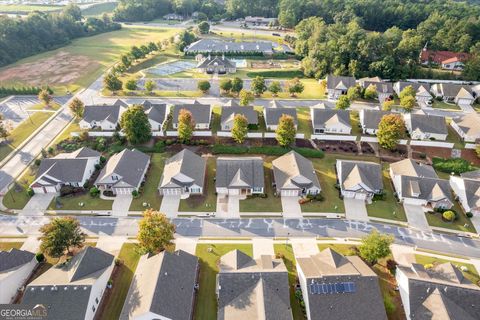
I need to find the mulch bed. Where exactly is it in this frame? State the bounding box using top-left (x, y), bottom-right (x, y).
top-left (411, 146), bottom-right (452, 159)
top-left (316, 141), bottom-right (358, 154)
top-left (461, 149), bottom-right (480, 166)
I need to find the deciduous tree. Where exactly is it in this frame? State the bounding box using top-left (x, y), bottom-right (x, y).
top-left (359, 230), bottom-right (394, 265)
top-left (286, 78), bottom-right (304, 97)
top-left (400, 95), bottom-right (415, 112)
top-left (399, 85), bottom-right (416, 100)
top-left (239, 90), bottom-right (254, 106)
top-left (38, 89), bottom-right (52, 107)
top-left (231, 77), bottom-right (244, 95)
top-left (377, 114), bottom-right (405, 150)
top-left (104, 72), bottom-right (123, 93)
top-left (144, 80), bottom-right (156, 93)
top-left (220, 78), bottom-right (233, 93)
top-left (335, 95), bottom-right (350, 110)
top-left (68, 97), bottom-right (84, 118)
top-left (198, 80), bottom-right (211, 93)
top-left (231, 114), bottom-right (248, 143)
top-left (276, 114), bottom-right (296, 147)
top-left (251, 76), bottom-right (267, 96)
top-left (363, 84), bottom-right (378, 100)
top-left (197, 21), bottom-right (210, 34)
top-left (177, 108), bottom-right (195, 143)
top-left (120, 105), bottom-right (152, 144)
top-left (125, 79), bottom-right (137, 91)
top-left (137, 209), bottom-right (175, 254)
top-left (39, 217), bottom-right (86, 258)
top-left (268, 81), bottom-right (282, 97)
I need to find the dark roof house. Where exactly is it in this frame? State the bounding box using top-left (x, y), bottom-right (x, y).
top-left (215, 157), bottom-right (264, 191)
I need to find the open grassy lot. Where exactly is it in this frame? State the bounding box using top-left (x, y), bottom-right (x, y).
top-left (2, 165), bottom-right (39, 210)
top-left (130, 153), bottom-right (166, 211)
top-left (297, 107), bottom-right (312, 139)
top-left (0, 26), bottom-right (180, 94)
top-left (179, 157), bottom-right (217, 212)
top-left (0, 242), bottom-right (24, 250)
top-left (81, 2), bottom-right (118, 16)
top-left (273, 244), bottom-right (305, 320)
top-left (415, 254), bottom-right (480, 285)
top-left (0, 111), bottom-right (52, 161)
top-left (367, 164), bottom-right (407, 222)
top-left (195, 244), bottom-right (253, 320)
top-left (50, 120), bottom-right (81, 146)
top-left (97, 243), bottom-right (142, 320)
top-left (239, 159), bottom-right (283, 212)
top-left (48, 193), bottom-right (113, 211)
top-left (425, 201), bottom-right (476, 233)
top-left (0, 4), bottom-right (61, 12)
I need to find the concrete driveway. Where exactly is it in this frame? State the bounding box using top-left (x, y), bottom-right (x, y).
top-left (344, 198), bottom-right (369, 221)
top-left (290, 238), bottom-right (320, 258)
top-left (20, 193), bottom-right (55, 215)
top-left (281, 196), bottom-right (301, 218)
top-left (160, 195), bottom-right (180, 218)
top-left (252, 238), bottom-right (274, 259)
top-left (96, 235), bottom-right (126, 257)
top-left (112, 195), bottom-right (133, 217)
top-left (404, 204), bottom-right (430, 230)
top-left (175, 237), bottom-right (198, 255)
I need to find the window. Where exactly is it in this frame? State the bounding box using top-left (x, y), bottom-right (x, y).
top-left (95, 298), bottom-right (99, 304)
top-left (112, 175), bottom-right (118, 181)
top-left (253, 187), bottom-right (262, 193)
top-left (92, 306), bottom-right (96, 312)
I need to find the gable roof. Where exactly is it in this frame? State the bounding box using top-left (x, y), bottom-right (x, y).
top-left (395, 81), bottom-right (431, 94)
top-left (120, 250), bottom-right (199, 320)
top-left (420, 49), bottom-right (470, 64)
top-left (216, 157), bottom-right (264, 189)
top-left (453, 177), bottom-right (480, 212)
top-left (272, 151), bottom-right (321, 191)
top-left (311, 109), bottom-right (351, 129)
top-left (337, 160), bottom-right (383, 192)
top-left (326, 75), bottom-right (356, 91)
top-left (172, 103), bottom-right (212, 125)
top-left (461, 169), bottom-right (480, 180)
top-left (360, 110), bottom-right (391, 130)
top-left (83, 104), bottom-right (123, 124)
top-left (390, 159), bottom-right (438, 179)
top-left (221, 106), bottom-right (258, 127)
top-left (142, 101), bottom-right (168, 125)
top-left (435, 83), bottom-right (473, 99)
top-left (361, 81), bottom-right (393, 94)
top-left (408, 114), bottom-right (448, 135)
top-left (0, 248), bottom-right (35, 273)
top-left (96, 149), bottom-right (150, 188)
top-left (185, 39), bottom-right (274, 54)
top-left (412, 288), bottom-right (476, 320)
top-left (400, 176), bottom-right (452, 202)
top-left (264, 107), bottom-right (297, 126)
top-left (197, 55), bottom-right (236, 69)
top-left (159, 149), bottom-right (206, 189)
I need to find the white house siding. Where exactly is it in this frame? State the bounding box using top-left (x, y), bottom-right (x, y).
top-left (395, 269), bottom-right (412, 320)
top-left (327, 89), bottom-right (344, 100)
top-left (0, 258), bottom-right (37, 303)
top-left (148, 119), bottom-right (163, 132)
top-left (456, 97), bottom-right (474, 106)
top-left (450, 121), bottom-right (469, 141)
top-left (296, 265), bottom-right (313, 320)
top-left (84, 263), bottom-right (114, 320)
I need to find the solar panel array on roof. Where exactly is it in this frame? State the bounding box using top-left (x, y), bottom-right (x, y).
top-left (308, 282), bottom-right (356, 294)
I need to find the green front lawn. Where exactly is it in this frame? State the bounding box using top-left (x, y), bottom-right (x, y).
top-left (130, 153), bottom-right (166, 211)
top-left (211, 106), bottom-right (221, 134)
top-left (431, 100), bottom-right (461, 110)
top-left (195, 244), bottom-right (253, 320)
top-left (98, 243), bottom-right (142, 320)
top-left (367, 165), bottom-right (407, 222)
top-left (48, 193), bottom-right (113, 211)
top-left (239, 160), bottom-right (283, 212)
top-left (0, 242), bottom-right (24, 250)
top-left (179, 157), bottom-right (217, 212)
top-left (424, 202), bottom-right (476, 233)
top-left (2, 165), bottom-right (39, 210)
top-left (350, 111), bottom-right (362, 137)
top-left (317, 244), bottom-right (357, 255)
top-left (51, 120), bottom-right (81, 146)
top-left (415, 254), bottom-right (480, 285)
top-left (297, 107), bottom-right (312, 139)
top-left (446, 122), bottom-right (465, 149)
top-left (274, 244), bottom-right (305, 320)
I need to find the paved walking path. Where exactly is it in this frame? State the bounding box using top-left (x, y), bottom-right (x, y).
top-left (20, 236), bottom-right (40, 253)
top-left (96, 235), bottom-right (126, 257)
top-left (174, 237), bottom-right (198, 255)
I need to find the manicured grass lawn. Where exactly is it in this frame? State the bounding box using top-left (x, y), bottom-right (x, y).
top-left (261, 79), bottom-right (325, 99)
top-left (373, 256), bottom-right (406, 320)
top-left (211, 106), bottom-right (221, 134)
top-left (317, 244), bottom-right (357, 255)
top-left (297, 107), bottom-right (312, 139)
top-left (273, 244), bottom-right (305, 320)
top-left (367, 165), bottom-right (407, 222)
top-left (98, 243), bottom-right (142, 320)
top-left (431, 100), bottom-right (460, 110)
top-left (424, 201), bottom-right (476, 233)
top-left (0, 4), bottom-right (61, 12)
top-left (253, 106), bottom-right (267, 132)
top-left (51, 120), bottom-right (81, 146)
top-left (2, 165), bottom-right (38, 210)
top-left (350, 111), bottom-right (362, 137)
top-left (48, 193), bottom-right (113, 211)
top-left (239, 160), bottom-right (283, 212)
top-left (415, 254), bottom-right (480, 285)
top-left (446, 122), bottom-right (465, 149)
top-left (194, 244), bottom-right (253, 320)
top-left (0, 242), bottom-right (24, 250)
top-left (130, 153), bottom-right (166, 211)
top-left (179, 157), bottom-right (217, 212)
top-left (81, 2), bottom-right (118, 16)
top-left (0, 111), bottom-right (52, 161)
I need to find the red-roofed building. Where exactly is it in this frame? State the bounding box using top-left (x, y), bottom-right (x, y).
top-left (419, 48), bottom-right (470, 69)
top-left (441, 56), bottom-right (466, 70)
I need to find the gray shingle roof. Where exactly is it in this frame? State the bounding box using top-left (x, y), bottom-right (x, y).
top-left (436, 84), bottom-right (473, 98)
top-left (409, 114), bottom-right (448, 135)
top-left (461, 169), bottom-right (480, 180)
top-left (185, 39), bottom-right (274, 54)
top-left (400, 176), bottom-right (452, 202)
top-left (197, 55), bottom-right (236, 69)
top-left (159, 149), bottom-right (206, 189)
top-left (361, 110), bottom-right (391, 130)
top-left (120, 250), bottom-right (199, 320)
top-left (326, 75), bottom-right (356, 91)
top-left (361, 81), bottom-right (393, 94)
top-left (311, 109), bottom-right (351, 128)
top-left (216, 157), bottom-right (264, 189)
top-left (337, 160), bottom-right (383, 192)
top-left (272, 151), bottom-right (321, 190)
top-left (221, 106), bottom-right (258, 127)
top-left (0, 248), bottom-right (34, 273)
top-left (264, 107), bottom-right (297, 126)
top-left (395, 81), bottom-right (430, 94)
top-left (142, 101), bottom-right (167, 125)
top-left (96, 149), bottom-right (150, 189)
top-left (296, 249), bottom-right (387, 320)
top-left (172, 103), bottom-right (212, 125)
top-left (390, 159), bottom-right (438, 179)
top-left (83, 104), bottom-right (122, 123)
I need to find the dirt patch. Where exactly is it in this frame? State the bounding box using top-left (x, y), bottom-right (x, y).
top-left (461, 149), bottom-right (480, 166)
top-left (411, 146), bottom-right (451, 160)
top-left (251, 61), bottom-right (281, 69)
top-left (0, 51), bottom-right (99, 86)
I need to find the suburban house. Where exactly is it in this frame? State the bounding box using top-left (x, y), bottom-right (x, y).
top-left (311, 109), bottom-right (351, 135)
top-left (359, 80), bottom-right (394, 102)
top-left (390, 159), bottom-right (453, 210)
top-left (30, 147), bottom-right (101, 194)
top-left (220, 105), bottom-right (258, 131)
top-left (79, 100), bottom-right (127, 131)
top-left (272, 151), bottom-right (321, 197)
top-left (196, 55), bottom-right (237, 74)
top-left (359, 110), bottom-right (391, 135)
top-left (396, 262), bottom-right (480, 320)
top-left (172, 102), bottom-right (212, 130)
top-left (163, 13), bottom-right (184, 21)
top-left (142, 101), bottom-right (169, 131)
top-left (441, 56), bottom-right (466, 70)
top-left (393, 82), bottom-right (432, 102)
top-left (431, 83), bottom-right (475, 106)
top-left (419, 48), bottom-right (470, 66)
top-left (296, 248), bottom-right (387, 320)
top-left (450, 173), bottom-right (480, 216)
top-left (244, 16), bottom-right (277, 26)
top-left (216, 250), bottom-right (292, 320)
top-left (120, 250), bottom-right (199, 320)
top-left (21, 247), bottom-right (114, 320)
top-left (215, 157), bottom-right (264, 196)
top-left (336, 160), bottom-right (383, 202)
top-left (95, 149), bottom-right (150, 195)
top-left (325, 75), bottom-right (356, 100)
top-left (450, 114), bottom-right (480, 142)
top-left (0, 248), bottom-right (37, 304)
top-left (264, 107), bottom-right (297, 131)
top-left (158, 149), bottom-right (206, 197)
top-left (185, 39), bottom-right (274, 55)
top-left (403, 113), bottom-right (448, 140)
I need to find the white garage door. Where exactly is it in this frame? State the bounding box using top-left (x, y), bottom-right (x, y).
top-left (458, 98), bottom-right (471, 105)
top-left (354, 193), bottom-right (367, 200)
top-left (115, 188), bottom-right (133, 195)
top-left (163, 188), bottom-right (181, 195)
top-left (45, 186), bottom-right (57, 193)
top-left (281, 189), bottom-right (299, 197)
top-left (228, 189), bottom-right (240, 195)
top-left (32, 187), bottom-right (46, 194)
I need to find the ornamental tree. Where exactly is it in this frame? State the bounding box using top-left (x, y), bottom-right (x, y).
top-left (335, 95), bottom-right (350, 110)
top-left (198, 80), bottom-right (211, 93)
top-left (137, 209), bottom-right (175, 254)
top-left (275, 114), bottom-right (296, 147)
top-left (231, 114), bottom-right (248, 143)
top-left (377, 114), bottom-right (406, 150)
top-left (39, 217), bottom-right (86, 258)
top-left (120, 105), bottom-right (152, 144)
top-left (359, 229), bottom-right (394, 265)
top-left (68, 97), bottom-right (84, 118)
top-left (231, 77), bottom-right (243, 95)
top-left (177, 108), bottom-right (195, 143)
top-left (400, 95), bottom-right (415, 112)
top-left (239, 89), bottom-right (254, 106)
top-left (268, 81), bottom-right (282, 97)
top-left (251, 76), bottom-right (267, 96)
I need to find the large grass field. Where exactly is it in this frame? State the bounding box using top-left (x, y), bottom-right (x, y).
top-left (130, 153), bottom-right (166, 211)
top-left (179, 157), bottom-right (217, 212)
top-left (0, 4), bottom-right (61, 12)
top-left (0, 26), bottom-right (180, 94)
top-left (194, 244), bottom-right (253, 320)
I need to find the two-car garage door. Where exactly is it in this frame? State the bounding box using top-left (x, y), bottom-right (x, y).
top-left (281, 189), bottom-right (300, 197)
top-left (161, 188), bottom-right (182, 196)
top-left (114, 188), bottom-right (133, 195)
top-left (32, 186), bottom-right (58, 194)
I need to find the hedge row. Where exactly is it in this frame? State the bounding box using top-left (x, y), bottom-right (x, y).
top-left (432, 157), bottom-right (477, 175)
top-left (212, 144), bottom-right (324, 158)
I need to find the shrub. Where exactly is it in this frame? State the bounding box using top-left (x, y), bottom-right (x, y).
top-left (442, 210), bottom-right (455, 221)
top-left (35, 252), bottom-right (45, 263)
top-left (26, 188), bottom-right (34, 197)
top-left (383, 295), bottom-right (396, 315)
top-left (275, 252), bottom-right (285, 259)
top-left (114, 258), bottom-right (122, 266)
top-left (432, 157), bottom-right (477, 175)
top-left (315, 193), bottom-right (324, 201)
top-left (132, 190), bottom-right (139, 198)
top-left (90, 187), bottom-right (100, 197)
top-left (386, 259), bottom-right (398, 275)
top-left (34, 159), bottom-right (41, 166)
top-left (466, 212), bottom-right (473, 218)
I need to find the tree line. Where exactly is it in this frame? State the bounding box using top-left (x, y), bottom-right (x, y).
top-left (0, 4), bottom-right (120, 68)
